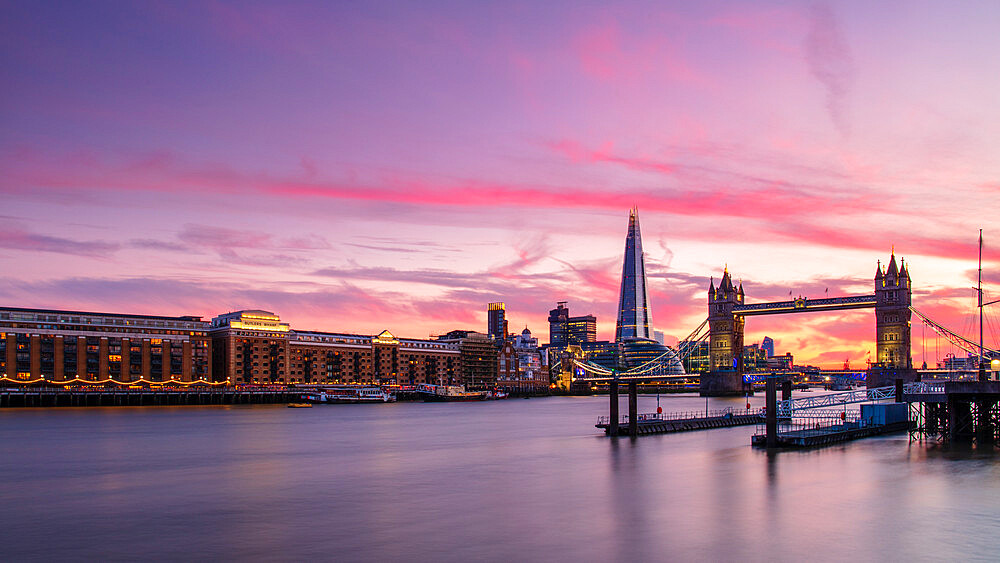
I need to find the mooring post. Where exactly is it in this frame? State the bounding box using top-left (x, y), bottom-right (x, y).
top-left (895, 378), bottom-right (903, 403)
top-left (766, 377), bottom-right (777, 448)
top-left (781, 380), bottom-right (791, 403)
top-left (609, 378), bottom-right (619, 437)
top-left (628, 381), bottom-right (638, 438)
top-left (976, 399), bottom-right (994, 444)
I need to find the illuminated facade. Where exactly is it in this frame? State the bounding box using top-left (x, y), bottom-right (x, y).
top-left (1, 307), bottom-right (501, 387)
top-left (547, 302), bottom-right (597, 347)
top-left (497, 327), bottom-right (549, 392)
top-left (707, 269), bottom-right (746, 373)
top-left (870, 253), bottom-right (915, 387)
top-left (211, 311), bottom-right (460, 385)
top-left (548, 302), bottom-right (569, 346)
top-left (435, 330), bottom-right (498, 390)
top-left (211, 310), bottom-right (291, 384)
top-left (487, 302), bottom-right (506, 340)
top-left (291, 329), bottom-right (459, 385)
top-left (874, 254), bottom-right (912, 369)
top-left (0, 306), bottom-right (211, 383)
top-left (567, 314), bottom-right (597, 345)
top-left (615, 207), bottom-right (653, 342)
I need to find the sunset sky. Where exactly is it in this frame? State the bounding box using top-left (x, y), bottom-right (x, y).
top-left (2, 1), bottom-right (998, 368)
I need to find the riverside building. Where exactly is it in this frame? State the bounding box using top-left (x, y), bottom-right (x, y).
top-left (0, 306), bottom-right (460, 386)
top-left (210, 310), bottom-right (460, 385)
top-left (0, 306), bottom-right (212, 383)
top-left (435, 330), bottom-right (498, 390)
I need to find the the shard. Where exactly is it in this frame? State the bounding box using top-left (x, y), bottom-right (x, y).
top-left (615, 208), bottom-right (653, 342)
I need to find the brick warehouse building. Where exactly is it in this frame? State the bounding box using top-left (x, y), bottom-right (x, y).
top-left (1, 307), bottom-right (485, 387)
top-left (210, 310), bottom-right (461, 385)
top-left (0, 306), bottom-right (211, 382)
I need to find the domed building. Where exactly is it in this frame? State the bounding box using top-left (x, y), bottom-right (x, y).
top-left (619, 338), bottom-right (685, 374)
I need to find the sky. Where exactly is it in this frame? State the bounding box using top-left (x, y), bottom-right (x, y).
top-left (1, 0), bottom-right (999, 368)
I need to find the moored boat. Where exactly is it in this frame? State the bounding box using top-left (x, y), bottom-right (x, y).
top-left (302, 386), bottom-right (395, 404)
top-left (414, 384), bottom-right (509, 401)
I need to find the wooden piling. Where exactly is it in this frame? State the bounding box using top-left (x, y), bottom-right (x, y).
top-left (766, 377), bottom-right (777, 448)
top-left (609, 379), bottom-right (619, 437)
top-left (628, 381), bottom-right (638, 438)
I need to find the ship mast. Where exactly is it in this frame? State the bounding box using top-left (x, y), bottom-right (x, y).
top-left (980, 228), bottom-right (985, 379)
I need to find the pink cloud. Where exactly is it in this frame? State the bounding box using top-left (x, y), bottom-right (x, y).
top-left (0, 226), bottom-right (118, 257)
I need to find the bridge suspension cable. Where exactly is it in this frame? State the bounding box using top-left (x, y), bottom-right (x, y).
top-left (675, 318), bottom-right (709, 362)
top-left (910, 306), bottom-right (999, 360)
top-left (569, 319), bottom-right (708, 381)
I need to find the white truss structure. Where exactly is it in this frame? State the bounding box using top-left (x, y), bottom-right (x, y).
top-left (776, 382), bottom-right (926, 416)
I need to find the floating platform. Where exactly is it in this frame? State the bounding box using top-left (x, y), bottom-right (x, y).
top-left (751, 420), bottom-right (911, 448)
top-left (597, 412), bottom-right (764, 437)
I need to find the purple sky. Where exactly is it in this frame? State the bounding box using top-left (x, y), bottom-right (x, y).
top-left (2, 0), bottom-right (998, 367)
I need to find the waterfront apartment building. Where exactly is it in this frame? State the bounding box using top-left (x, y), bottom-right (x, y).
top-left (0, 306), bottom-right (212, 382)
top-left (0, 306), bottom-right (463, 386)
top-left (435, 330), bottom-right (498, 390)
top-left (211, 310), bottom-right (460, 385)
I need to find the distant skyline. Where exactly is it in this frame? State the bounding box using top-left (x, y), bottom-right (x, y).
top-left (1, 1), bottom-right (998, 368)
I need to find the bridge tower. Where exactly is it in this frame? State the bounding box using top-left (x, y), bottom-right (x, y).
top-left (869, 252), bottom-right (916, 387)
top-left (701, 268), bottom-right (747, 396)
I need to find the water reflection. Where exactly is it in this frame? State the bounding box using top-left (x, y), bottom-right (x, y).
top-left (2, 396), bottom-right (1000, 560)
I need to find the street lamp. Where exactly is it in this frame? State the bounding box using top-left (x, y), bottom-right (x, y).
top-left (992, 358), bottom-right (1000, 380)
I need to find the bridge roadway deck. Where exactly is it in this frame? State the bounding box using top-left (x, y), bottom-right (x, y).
top-left (733, 294), bottom-right (876, 316)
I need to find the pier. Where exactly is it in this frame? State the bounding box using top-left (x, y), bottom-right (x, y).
top-left (906, 380), bottom-right (1000, 444)
top-left (0, 386), bottom-right (298, 408)
top-left (597, 407), bottom-right (763, 436)
top-left (752, 419), bottom-right (910, 447)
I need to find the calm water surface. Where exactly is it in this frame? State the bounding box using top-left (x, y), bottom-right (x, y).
top-left (2, 393), bottom-right (1000, 562)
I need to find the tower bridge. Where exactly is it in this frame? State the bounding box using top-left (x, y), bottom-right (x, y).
top-left (702, 253), bottom-right (915, 396)
top-left (566, 209), bottom-right (996, 400)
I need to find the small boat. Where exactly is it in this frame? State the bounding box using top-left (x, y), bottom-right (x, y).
top-left (415, 383), bottom-right (486, 401)
top-left (287, 403), bottom-right (313, 408)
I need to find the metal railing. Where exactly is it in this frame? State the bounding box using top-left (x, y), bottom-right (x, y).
top-left (754, 418), bottom-right (865, 437)
top-left (907, 382), bottom-right (945, 394)
top-left (789, 409), bottom-right (860, 420)
top-left (775, 383), bottom-right (921, 416)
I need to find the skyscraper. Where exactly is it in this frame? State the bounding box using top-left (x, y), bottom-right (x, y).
top-left (615, 208), bottom-right (653, 342)
top-left (761, 336), bottom-right (775, 358)
top-left (487, 302), bottom-right (506, 340)
top-left (548, 302), bottom-right (569, 346)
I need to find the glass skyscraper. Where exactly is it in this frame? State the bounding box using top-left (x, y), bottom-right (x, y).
top-left (615, 208), bottom-right (653, 342)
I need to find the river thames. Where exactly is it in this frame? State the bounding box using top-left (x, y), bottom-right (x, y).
top-left (3, 394), bottom-right (1000, 561)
